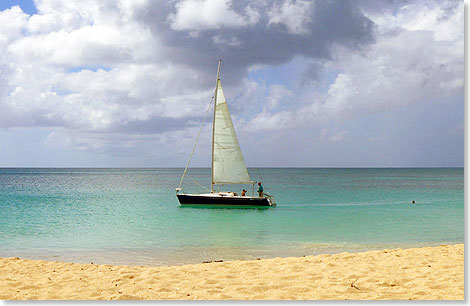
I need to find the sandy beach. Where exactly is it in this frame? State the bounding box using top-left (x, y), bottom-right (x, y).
top-left (0, 244), bottom-right (463, 300)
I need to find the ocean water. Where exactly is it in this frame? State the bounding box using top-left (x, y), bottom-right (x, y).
top-left (0, 168), bottom-right (463, 266)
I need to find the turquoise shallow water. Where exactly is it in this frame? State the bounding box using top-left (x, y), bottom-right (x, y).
top-left (0, 168), bottom-right (463, 266)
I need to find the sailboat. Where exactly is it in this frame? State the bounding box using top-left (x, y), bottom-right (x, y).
top-left (176, 60), bottom-right (276, 207)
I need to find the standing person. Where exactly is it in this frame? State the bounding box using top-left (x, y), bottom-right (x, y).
top-left (257, 182), bottom-right (264, 197)
top-left (241, 189), bottom-right (247, 196)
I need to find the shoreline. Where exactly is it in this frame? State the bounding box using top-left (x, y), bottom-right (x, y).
top-left (0, 244), bottom-right (464, 300)
top-left (1, 240), bottom-right (462, 267)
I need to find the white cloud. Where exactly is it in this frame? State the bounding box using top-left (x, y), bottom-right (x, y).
top-left (0, 0), bottom-right (213, 139)
top-left (388, 1), bottom-right (462, 42)
top-left (250, 0), bottom-right (463, 131)
top-left (321, 0), bottom-right (463, 117)
top-left (266, 84), bottom-right (293, 109)
top-left (248, 109), bottom-right (294, 132)
top-left (168, 0), bottom-right (259, 32)
top-left (268, 0), bottom-right (313, 35)
top-left (0, 6), bottom-right (28, 44)
top-left (0, 0), bottom-right (462, 166)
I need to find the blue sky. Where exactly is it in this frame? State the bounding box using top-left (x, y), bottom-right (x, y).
top-left (0, 0), bottom-right (36, 14)
top-left (0, 0), bottom-right (464, 167)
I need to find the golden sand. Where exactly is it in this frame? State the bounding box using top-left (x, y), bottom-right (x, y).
top-left (0, 244), bottom-right (463, 300)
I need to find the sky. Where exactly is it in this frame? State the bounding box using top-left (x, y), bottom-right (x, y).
top-left (0, 0), bottom-right (464, 167)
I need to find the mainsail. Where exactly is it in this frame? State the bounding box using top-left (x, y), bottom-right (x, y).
top-left (212, 79), bottom-right (251, 185)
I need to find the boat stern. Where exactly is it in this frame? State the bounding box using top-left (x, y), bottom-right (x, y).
top-left (265, 194), bottom-right (276, 206)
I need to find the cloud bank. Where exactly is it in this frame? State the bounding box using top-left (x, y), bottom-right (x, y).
top-left (0, 0), bottom-right (463, 166)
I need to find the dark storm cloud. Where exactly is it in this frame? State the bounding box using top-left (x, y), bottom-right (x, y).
top-left (133, 0), bottom-right (375, 86)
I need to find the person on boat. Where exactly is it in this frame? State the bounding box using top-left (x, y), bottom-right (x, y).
top-left (257, 182), bottom-right (264, 197)
top-left (241, 189), bottom-right (247, 196)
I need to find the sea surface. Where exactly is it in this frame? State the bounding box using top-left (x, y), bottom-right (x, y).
top-left (0, 168), bottom-right (463, 266)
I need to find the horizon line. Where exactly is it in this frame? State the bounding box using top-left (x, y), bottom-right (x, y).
top-left (0, 166), bottom-right (463, 169)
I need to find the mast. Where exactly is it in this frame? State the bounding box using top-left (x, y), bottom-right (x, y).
top-left (211, 59), bottom-right (222, 193)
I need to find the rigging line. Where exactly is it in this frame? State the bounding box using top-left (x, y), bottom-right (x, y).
top-left (188, 176), bottom-right (211, 192)
top-left (178, 96), bottom-right (214, 189)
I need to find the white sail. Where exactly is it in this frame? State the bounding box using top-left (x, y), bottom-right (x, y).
top-left (212, 79), bottom-right (251, 184)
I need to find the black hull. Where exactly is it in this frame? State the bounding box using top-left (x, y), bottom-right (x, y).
top-left (177, 194), bottom-right (273, 207)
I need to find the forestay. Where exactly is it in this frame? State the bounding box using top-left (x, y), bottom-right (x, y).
top-left (212, 80), bottom-right (251, 184)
